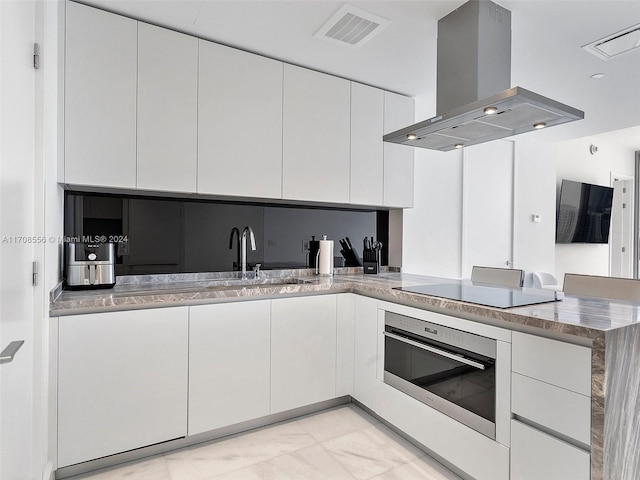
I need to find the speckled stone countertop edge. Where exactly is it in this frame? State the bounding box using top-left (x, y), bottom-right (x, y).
top-left (50, 271), bottom-right (640, 337)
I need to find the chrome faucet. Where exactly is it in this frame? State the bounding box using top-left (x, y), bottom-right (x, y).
top-left (228, 227), bottom-right (240, 271)
top-left (241, 226), bottom-right (256, 280)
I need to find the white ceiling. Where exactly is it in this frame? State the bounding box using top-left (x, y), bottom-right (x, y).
top-left (79, 0), bottom-right (640, 148)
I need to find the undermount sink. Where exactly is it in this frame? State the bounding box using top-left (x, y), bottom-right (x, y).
top-left (98, 277), bottom-right (313, 298)
top-left (203, 278), bottom-right (309, 291)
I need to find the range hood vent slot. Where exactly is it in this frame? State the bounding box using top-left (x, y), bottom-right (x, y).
top-left (384, 0), bottom-right (584, 152)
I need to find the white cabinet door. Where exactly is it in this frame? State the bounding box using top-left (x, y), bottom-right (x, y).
top-left (353, 295), bottom-right (379, 411)
top-left (57, 307), bottom-right (188, 467)
top-left (383, 92), bottom-right (414, 208)
top-left (188, 301), bottom-right (271, 435)
top-left (137, 23), bottom-right (197, 193)
top-left (512, 373), bottom-right (591, 445)
top-left (65, 2), bottom-right (137, 188)
top-left (282, 65), bottom-right (351, 203)
top-left (336, 294), bottom-right (356, 397)
top-left (512, 331), bottom-right (592, 396)
top-left (350, 83), bottom-right (384, 206)
top-left (198, 41), bottom-right (283, 199)
top-left (271, 295), bottom-right (337, 413)
top-left (511, 420), bottom-right (590, 480)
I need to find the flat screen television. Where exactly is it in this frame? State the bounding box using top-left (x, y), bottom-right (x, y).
top-left (556, 179), bottom-right (614, 244)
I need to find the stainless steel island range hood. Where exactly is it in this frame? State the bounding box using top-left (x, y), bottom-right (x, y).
top-left (383, 0), bottom-right (584, 152)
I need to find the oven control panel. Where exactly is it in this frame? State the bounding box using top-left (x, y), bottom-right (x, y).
top-left (385, 311), bottom-right (496, 359)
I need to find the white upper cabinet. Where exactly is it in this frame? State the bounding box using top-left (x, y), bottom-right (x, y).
top-left (65, 2), bottom-right (137, 188)
top-left (282, 65), bottom-right (351, 204)
top-left (383, 92), bottom-right (415, 208)
top-left (350, 83), bottom-right (384, 206)
top-left (64, 3), bottom-right (412, 208)
top-left (137, 23), bottom-right (198, 193)
top-left (198, 41), bottom-right (283, 199)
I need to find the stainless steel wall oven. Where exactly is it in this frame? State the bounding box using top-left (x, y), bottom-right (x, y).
top-left (383, 311), bottom-right (498, 439)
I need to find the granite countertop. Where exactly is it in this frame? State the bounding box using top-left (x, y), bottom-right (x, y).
top-left (50, 269), bottom-right (640, 339)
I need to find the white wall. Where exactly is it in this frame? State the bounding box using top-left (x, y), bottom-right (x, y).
top-left (43, 2), bottom-right (64, 478)
top-left (403, 147), bottom-right (463, 277)
top-left (403, 94), bottom-right (558, 283)
top-left (402, 94), bottom-right (463, 277)
top-left (45, 2), bottom-right (64, 292)
top-left (461, 140), bottom-right (514, 278)
top-left (555, 135), bottom-right (635, 281)
top-left (512, 137), bottom-right (557, 285)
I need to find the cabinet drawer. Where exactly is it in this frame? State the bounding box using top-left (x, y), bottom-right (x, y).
top-left (512, 332), bottom-right (591, 396)
top-left (511, 420), bottom-right (590, 480)
top-left (512, 373), bottom-right (591, 445)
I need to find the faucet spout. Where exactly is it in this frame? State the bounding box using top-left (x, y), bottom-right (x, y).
top-left (229, 227), bottom-right (241, 271)
top-left (241, 226), bottom-right (257, 280)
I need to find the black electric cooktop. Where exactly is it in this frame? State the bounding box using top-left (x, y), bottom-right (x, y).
top-left (394, 283), bottom-right (561, 309)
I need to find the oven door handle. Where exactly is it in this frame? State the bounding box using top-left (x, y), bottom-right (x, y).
top-left (383, 331), bottom-right (486, 370)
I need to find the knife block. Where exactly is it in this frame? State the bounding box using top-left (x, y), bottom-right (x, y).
top-left (340, 247), bottom-right (362, 267)
top-left (363, 249), bottom-right (378, 274)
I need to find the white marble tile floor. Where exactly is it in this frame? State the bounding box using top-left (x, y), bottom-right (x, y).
top-left (67, 404), bottom-right (463, 480)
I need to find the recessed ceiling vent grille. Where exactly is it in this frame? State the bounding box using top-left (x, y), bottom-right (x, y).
top-left (315, 5), bottom-right (390, 48)
top-left (583, 23), bottom-right (640, 60)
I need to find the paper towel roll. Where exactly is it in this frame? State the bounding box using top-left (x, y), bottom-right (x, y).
top-left (316, 236), bottom-right (334, 277)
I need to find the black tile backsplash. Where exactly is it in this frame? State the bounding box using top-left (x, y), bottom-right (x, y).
top-left (64, 192), bottom-right (386, 275)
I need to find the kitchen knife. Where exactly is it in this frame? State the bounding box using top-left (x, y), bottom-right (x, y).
top-left (345, 237), bottom-right (353, 251)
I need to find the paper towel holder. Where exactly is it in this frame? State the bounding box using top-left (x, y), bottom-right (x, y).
top-left (315, 235), bottom-right (334, 277)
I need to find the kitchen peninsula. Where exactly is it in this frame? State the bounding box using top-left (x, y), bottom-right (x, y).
top-left (50, 271), bottom-right (640, 480)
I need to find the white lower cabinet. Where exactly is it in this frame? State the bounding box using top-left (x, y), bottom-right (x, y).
top-left (511, 373), bottom-right (591, 445)
top-left (188, 300), bottom-right (271, 436)
top-left (55, 295), bottom-right (597, 480)
top-left (270, 295), bottom-right (337, 413)
top-left (510, 332), bottom-right (592, 479)
top-left (336, 294), bottom-right (356, 397)
top-left (511, 420), bottom-right (590, 480)
top-left (353, 295), bottom-right (380, 411)
top-left (512, 331), bottom-right (592, 396)
top-left (375, 303), bottom-right (510, 480)
top-left (57, 307), bottom-right (188, 467)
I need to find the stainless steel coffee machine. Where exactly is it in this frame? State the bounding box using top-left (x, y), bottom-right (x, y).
top-left (66, 242), bottom-right (116, 289)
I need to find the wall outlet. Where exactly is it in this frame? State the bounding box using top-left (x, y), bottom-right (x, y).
top-left (118, 240), bottom-right (129, 256)
top-left (302, 240), bottom-right (310, 252)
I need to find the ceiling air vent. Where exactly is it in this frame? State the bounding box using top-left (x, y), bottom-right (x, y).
top-left (315, 4), bottom-right (390, 48)
top-left (582, 23), bottom-right (640, 60)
